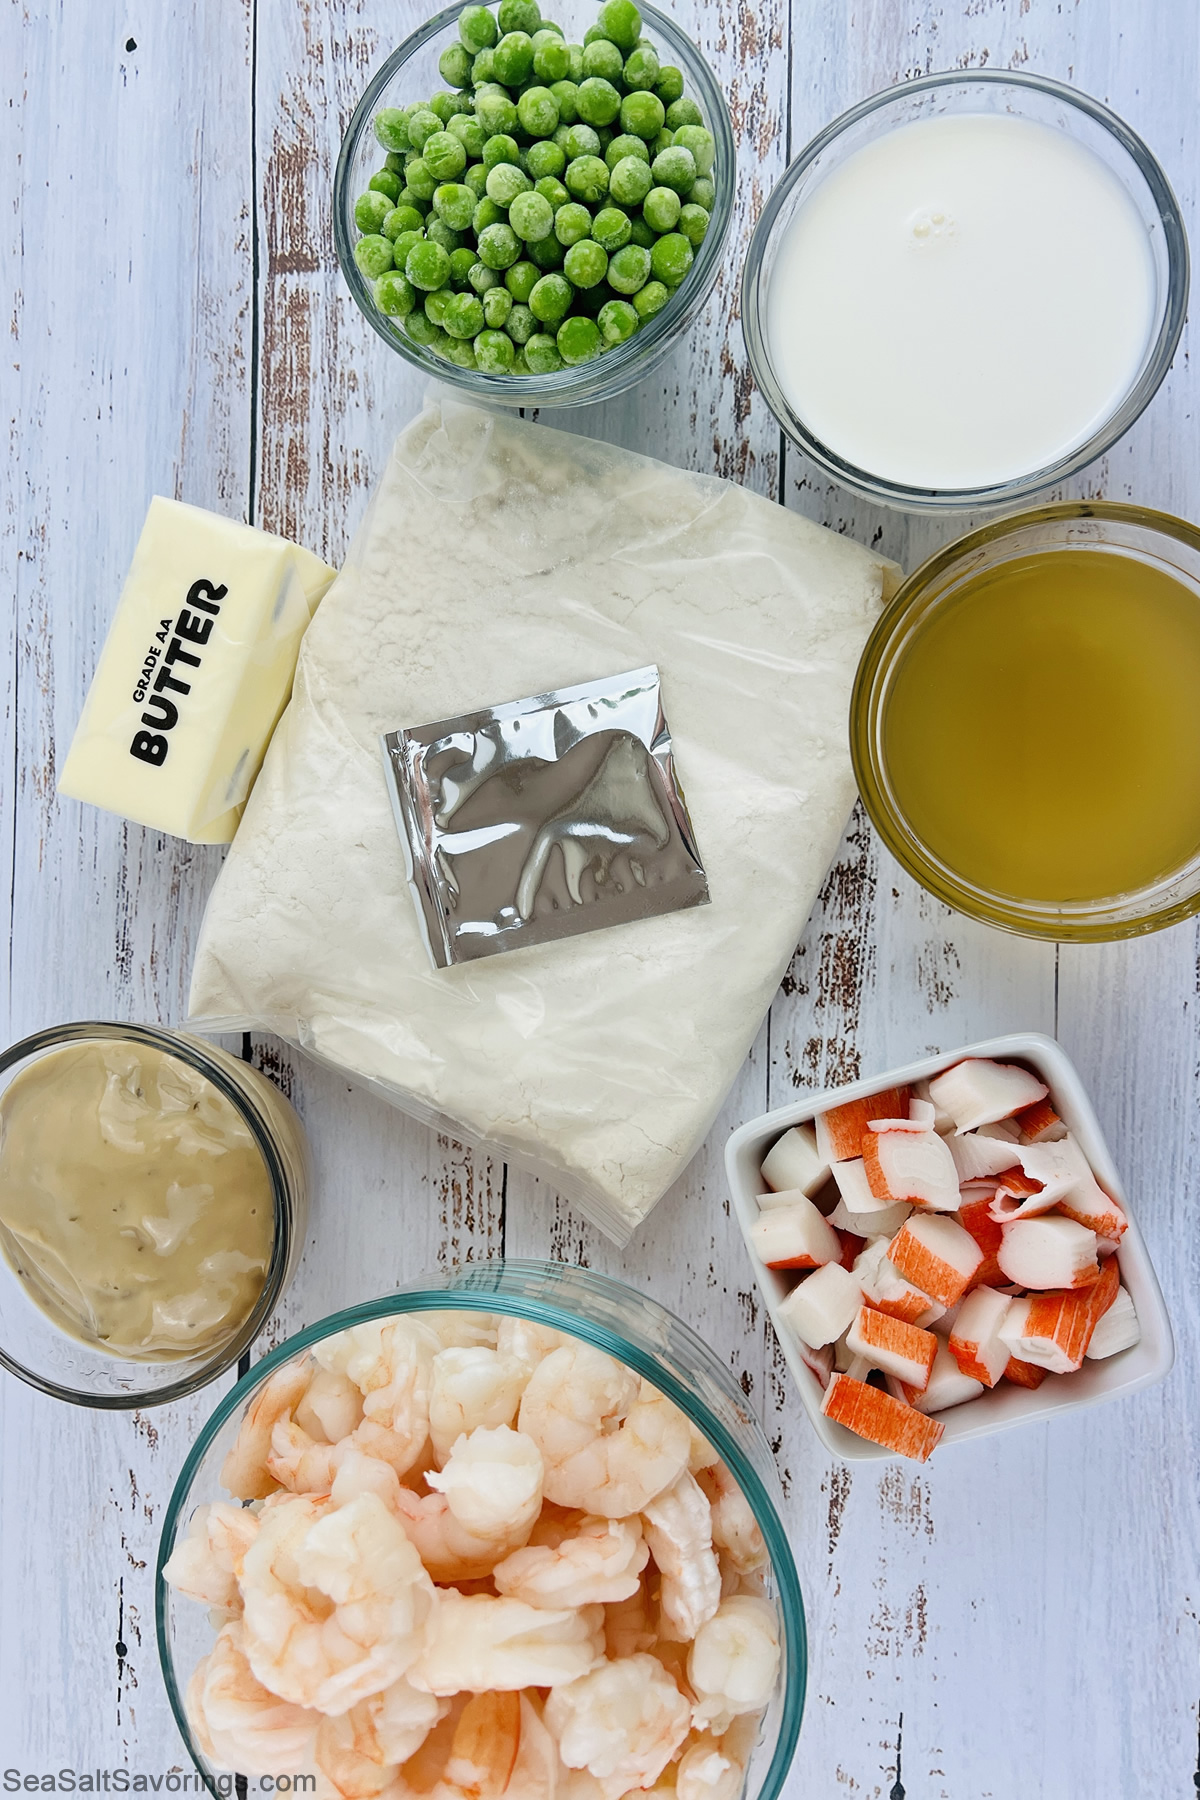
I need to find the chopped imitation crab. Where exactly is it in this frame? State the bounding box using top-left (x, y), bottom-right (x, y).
top-left (1003, 1356), bottom-right (1047, 1390)
top-left (861, 1127), bottom-right (960, 1211)
top-left (829, 1192), bottom-right (913, 1239)
top-left (900, 1341), bottom-right (984, 1414)
top-left (852, 1236), bottom-right (940, 1327)
top-left (844, 1306), bottom-right (938, 1391)
top-left (831, 1155), bottom-right (909, 1216)
top-left (956, 1190), bottom-right (1007, 1289)
top-left (1013, 1097), bottom-right (1066, 1142)
top-left (999, 1256), bottom-right (1119, 1373)
top-left (927, 1058), bottom-right (1048, 1133)
top-left (888, 1213), bottom-right (983, 1309)
top-left (1085, 1286), bottom-right (1140, 1359)
top-left (777, 1261), bottom-right (861, 1349)
top-left (813, 1087), bottom-right (911, 1162)
top-left (820, 1372), bottom-right (945, 1462)
top-left (759, 1123), bottom-right (829, 1196)
top-left (947, 1287), bottom-right (1012, 1387)
top-left (997, 1216), bottom-right (1100, 1291)
top-left (748, 1196), bottom-right (840, 1270)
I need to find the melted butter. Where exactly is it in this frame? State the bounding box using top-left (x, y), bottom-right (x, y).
top-left (0, 1041), bottom-right (274, 1360)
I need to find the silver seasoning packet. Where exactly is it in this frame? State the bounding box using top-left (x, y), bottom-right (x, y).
top-left (381, 665), bottom-right (709, 968)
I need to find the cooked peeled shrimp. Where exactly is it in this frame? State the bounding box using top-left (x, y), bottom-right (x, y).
top-left (185, 1620), bottom-right (317, 1774)
top-left (222, 1357), bottom-right (313, 1500)
top-left (545, 1653), bottom-right (691, 1797)
top-left (502, 1692), bottom-right (559, 1800)
top-left (163, 1501), bottom-right (259, 1611)
top-left (314, 1320), bottom-right (442, 1480)
top-left (426, 1311), bottom-right (499, 1351)
top-left (298, 1368), bottom-right (366, 1445)
top-left (493, 1514), bottom-right (648, 1609)
top-left (518, 1345), bottom-right (690, 1517)
top-left (687, 1597), bottom-right (780, 1735)
top-left (428, 1347), bottom-right (530, 1466)
top-left (603, 1576), bottom-right (656, 1661)
top-left (411, 1591), bottom-right (604, 1696)
top-left (496, 1318), bottom-right (574, 1374)
top-left (393, 1425), bottom-right (544, 1582)
top-left (686, 1423), bottom-right (721, 1475)
top-left (240, 1490), bottom-right (437, 1715)
top-left (676, 1714), bottom-right (760, 1800)
top-left (442, 1690), bottom-right (521, 1796)
top-left (696, 1465), bottom-right (767, 1577)
top-left (314, 1678), bottom-right (447, 1797)
top-left (641, 1471), bottom-right (721, 1641)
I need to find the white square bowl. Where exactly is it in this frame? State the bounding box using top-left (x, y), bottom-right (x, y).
top-left (725, 1032), bottom-right (1174, 1462)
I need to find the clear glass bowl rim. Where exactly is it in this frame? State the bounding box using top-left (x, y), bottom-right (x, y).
top-left (332, 0), bottom-right (736, 405)
top-left (155, 1261), bottom-right (807, 1800)
top-left (0, 1020), bottom-right (297, 1409)
top-left (849, 498), bottom-right (1200, 939)
top-left (741, 68), bottom-right (1190, 511)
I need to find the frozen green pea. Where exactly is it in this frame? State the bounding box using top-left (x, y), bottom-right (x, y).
top-left (677, 202), bottom-right (710, 247)
top-left (567, 44), bottom-right (585, 80)
top-left (476, 88), bottom-right (520, 136)
top-left (468, 261), bottom-right (501, 293)
top-left (354, 233), bottom-right (394, 278)
top-left (598, 0), bottom-right (642, 49)
top-left (405, 239), bottom-right (451, 289)
top-left (449, 245), bottom-right (481, 287)
top-left (355, 190), bottom-right (393, 233)
top-left (534, 173), bottom-right (569, 208)
top-left (464, 162), bottom-right (489, 198)
top-left (518, 85), bottom-right (560, 137)
top-left (571, 276), bottom-right (613, 317)
top-left (643, 185), bottom-right (681, 232)
top-left (591, 205), bottom-right (631, 252)
top-left (506, 301), bottom-right (537, 343)
top-left (442, 337), bottom-right (478, 367)
top-left (484, 284), bottom-right (515, 326)
top-left (374, 270), bottom-right (415, 316)
top-left (471, 46), bottom-right (498, 84)
top-left (529, 231), bottom-right (565, 268)
top-left (499, 0), bottom-right (541, 30)
top-left (404, 157), bottom-right (439, 201)
top-left (483, 133), bottom-right (522, 170)
top-left (532, 25), bottom-right (565, 48)
top-left (649, 230), bottom-right (692, 285)
top-left (433, 182), bottom-right (475, 230)
top-left (627, 214), bottom-right (655, 248)
top-left (509, 189), bottom-right (555, 241)
top-left (554, 200), bottom-right (593, 245)
top-left (368, 169), bottom-right (403, 202)
top-left (473, 195), bottom-right (505, 233)
top-left (622, 44), bottom-right (659, 90)
top-left (632, 277), bottom-right (669, 320)
top-left (430, 91), bottom-right (472, 122)
top-left (486, 162), bottom-right (532, 206)
top-left (606, 242), bottom-right (651, 294)
top-left (596, 125), bottom-right (615, 151)
top-left (605, 133), bottom-right (650, 169)
top-left (443, 291), bottom-right (485, 338)
top-left (423, 130), bottom-right (467, 181)
top-left (477, 221), bottom-right (523, 268)
top-left (582, 38), bottom-right (624, 82)
top-left (403, 307), bottom-right (444, 347)
top-left (374, 108), bottom-right (411, 153)
top-left (448, 114), bottom-right (486, 159)
top-left (382, 204), bottom-right (424, 240)
top-left (583, 21), bottom-right (609, 44)
top-left (493, 31), bottom-right (535, 84)
top-left (564, 154), bottom-right (608, 202)
top-left (439, 42), bottom-right (474, 89)
top-left (427, 218), bottom-right (466, 252)
top-left (651, 144), bottom-right (696, 194)
top-left (474, 327), bottom-right (516, 372)
top-left (608, 155), bottom-right (653, 207)
top-left (504, 259), bottom-right (540, 302)
top-left (564, 238), bottom-right (607, 287)
top-left (619, 89), bottom-right (664, 140)
top-left (529, 271), bottom-right (574, 323)
top-left (557, 314), bottom-right (602, 363)
top-left (525, 331), bottom-right (565, 372)
top-left (407, 108), bottom-right (441, 151)
top-left (512, 349), bottom-right (530, 371)
top-left (650, 127), bottom-right (674, 158)
top-left (690, 176), bottom-right (715, 212)
top-left (385, 150), bottom-right (407, 173)
top-left (396, 185), bottom-right (430, 216)
top-left (423, 287), bottom-right (454, 327)
top-left (597, 296), bottom-right (638, 344)
top-left (549, 78), bottom-right (580, 124)
top-left (533, 36), bottom-right (571, 82)
top-left (576, 77), bottom-right (621, 128)
top-left (562, 122), bottom-right (601, 160)
top-left (459, 4), bottom-right (498, 51)
top-left (391, 228), bottom-right (426, 264)
top-left (526, 139), bottom-right (567, 181)
top-left (655, 64), bottom-right (684, 105)
top-left (665, 96), bottom-right (704, 131)
top-left (672, 125), bottom-right (715, 177)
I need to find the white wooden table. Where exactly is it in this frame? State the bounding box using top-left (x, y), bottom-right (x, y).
top-left (3, 2), bottom-right (1198, 1794)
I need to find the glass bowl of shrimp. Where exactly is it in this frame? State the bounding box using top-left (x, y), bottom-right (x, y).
top-left (156, 1259), bottom-right (805, 1800)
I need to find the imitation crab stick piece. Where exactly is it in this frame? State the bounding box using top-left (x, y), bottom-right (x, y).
top-left (830, 1156), bottom-right (912, 1221)
top-left (814, 1087), bottom-right (911, 1163)
top-left (829, 1194), bottom-right (913, 1239)
top-left (1085, 1286), bottom-right (1140, 1359)
top-left (888, 1213), bottom-right (984, 1308)
top-left (948, 1286), bottom-right (1013, 1387)
top-left (778, 1261), bottom-right (862, 1349)
top-left (989, 1168), bottom-right (1057, 1224)
top-left (750, 1197), bottom-right (840, 1270)
top-left (912, 1077), bottom-right (956, 1135)
top-left (853, 1237), bottom-right (941, 1326)
top-left (997, 1216), bottom-right (1100, 1291)
top-left (821, 1372), bottom-right (945, 1462)
top-left (864, 1097), bottom-right (937, 1134)
top-left (948, 1132), bottom-right (1023, 1182)
top-left (899, 1340), bottom-right (984, 1414)
top-left (999, 1256), bottom-right (1119, 1372)
top-left (862, 1128), bottom-right (960, 1212)
top-left (1013, 1097), bottom-right (1067, 1142)
top-left (836, 1228), bottom-right (867, 1271)
top-left (760, 1124), bottom-right (830, 1197)
top-left (927, 1059), bottom-right (1049, 1133)
top-left (845, 1306), bottom-right (938, 1391)
top-left (1003, 1356), bottom-right (1048, 1390)
top-left (957, 1190), bottom-right (1007, 1289)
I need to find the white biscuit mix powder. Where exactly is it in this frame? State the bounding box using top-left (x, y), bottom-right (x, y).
top-left (189, 399), bottom-right (898, 1242)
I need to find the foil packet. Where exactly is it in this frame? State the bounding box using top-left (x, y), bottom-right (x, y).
top-left (381, 665), bottom-right (709, 968)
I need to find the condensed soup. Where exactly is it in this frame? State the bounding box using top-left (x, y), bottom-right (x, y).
top-left (766, 113), bottom-right (1157, 490)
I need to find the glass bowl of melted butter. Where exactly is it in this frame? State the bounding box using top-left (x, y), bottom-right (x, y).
top-left (0, 1022), bottom-right (309, 1407)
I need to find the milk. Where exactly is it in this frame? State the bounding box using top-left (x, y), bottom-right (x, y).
top-left (766, 113), bottom-right (1157, 490)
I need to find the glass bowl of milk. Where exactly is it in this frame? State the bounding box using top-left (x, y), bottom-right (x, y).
top-left (742, 70), bottom-right (1188, 510)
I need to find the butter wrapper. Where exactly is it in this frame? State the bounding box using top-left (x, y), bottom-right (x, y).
top-left (59, 497), bottom-right (336, 843)
top-left (381, 665), bottom-right (709, 968)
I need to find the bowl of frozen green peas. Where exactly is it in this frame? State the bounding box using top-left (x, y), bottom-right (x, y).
top-left (333, 0), bottom-right (733, 401)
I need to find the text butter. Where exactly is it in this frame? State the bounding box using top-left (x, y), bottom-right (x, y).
top-left (59, 497), bottom-right (336, 843)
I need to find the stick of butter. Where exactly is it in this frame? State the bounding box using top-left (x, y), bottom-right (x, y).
top-left (59, 498), bottom-right (336, 843)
